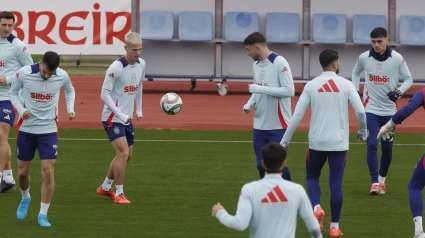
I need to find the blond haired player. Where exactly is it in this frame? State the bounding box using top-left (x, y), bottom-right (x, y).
top-left (96, 32), bottom-right (146, 204)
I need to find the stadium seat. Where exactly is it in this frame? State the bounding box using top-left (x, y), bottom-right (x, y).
top-left (352, 14), bottom-right (387, 44)
top-left (313, 13), bottom-right (347, 44)
top-left (140, 11), bottom-right (174, 40)
top-left (266, 13), bottom-right (300, 43)
top-left (400, 16), bottom-right (425, 45)
top-left (178, 11), bottom-right (213, 41)
top-left (225, 12), bottom-right (259, 42)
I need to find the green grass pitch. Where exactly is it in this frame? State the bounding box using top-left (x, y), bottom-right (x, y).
top-left (2, 128), bottom-right (425, 237)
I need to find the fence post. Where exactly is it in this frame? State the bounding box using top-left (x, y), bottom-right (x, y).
top-left (214, 0), bottom-right (223, 79)
top-left (302, 0), bottom-right (311, 81)
top-left (131, 0), bottom-right (140, 33)
top-left (388, 0), bottom-right (396, 43)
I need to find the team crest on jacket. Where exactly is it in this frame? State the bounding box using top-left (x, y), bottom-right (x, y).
top-left (260, 70), bottom-right (265, 80)
top-left (40, 81), bottom-right (47, 91)
top-left (113, 126), bottom-right (120, 134)
top-left (130, 73), bottom-right (136, 83)
top-left (376, 63), bottom-right (382, 73)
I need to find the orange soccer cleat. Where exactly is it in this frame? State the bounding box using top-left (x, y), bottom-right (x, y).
top-left (314, 207), bottom-right (325, 231)
top-left (330, 227), bottom-right (344, 236)
top-left (369, 183), bottom-right (380, 195)
top-left (97, 186), bottom-right (116, 200)
top-left (379, 182), bottom-right (386, 194)
top-left (114, 194), bottom-right (131, 204)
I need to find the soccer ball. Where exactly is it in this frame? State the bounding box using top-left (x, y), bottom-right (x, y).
top-left (160, 92), bottom-right (183, 115)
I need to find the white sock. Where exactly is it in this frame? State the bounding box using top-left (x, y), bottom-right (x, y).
top-left (39, 202), bottom-right (50, 216)
top-left (115, 185), bottom-right (123, 196)
top-left (331, 222), bottom-right (339, 230)
top-left (414, 216), bottom-right (423, 235)
top-left (378, 176), bottom-right (386, 183)
top-left (3, 170), bottom-right (14, 183)
top-left (313, 204), bottom-right (321, 213)
top-left (21, 188), bottom-right (30, 199)
top-left (101, 177), bottom-right (114, 191)
top-left (0, 172), bottom-right (2, 182)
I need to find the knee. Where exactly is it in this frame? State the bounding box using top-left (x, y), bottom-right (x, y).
top-left (367, 141), bottom-right (378, 151)
top-left (408, 181), bottom-right (423, 191)
top-left (0, 134), bottom-right (8, 144)
top-left (117, 149), bottom-right (129, 161)
top-left (18, 168), bottom-right (30, 179)
top-left (127, 152), bottom-right (132, 162)
top-left (42, 167), bottom-right (54, 181)
top-left (330, 186), bottom-right (343, 193)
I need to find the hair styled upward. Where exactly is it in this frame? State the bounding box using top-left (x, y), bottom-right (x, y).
top-left (125, 32), bottom-right (143, 45)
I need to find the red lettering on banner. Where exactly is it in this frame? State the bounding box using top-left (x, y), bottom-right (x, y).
top-left (10, 3), bottom-right (131, 45)
top-left (92, 3), bottom-right (102, 45)
top-left (11, 11), bottom-right (24, 40)
top-left (59, 12), bottom-right (89, 45)
top-left (28, 11), bottom-right (56, 44)
top-left (106, 12), bottom-right (132, 44)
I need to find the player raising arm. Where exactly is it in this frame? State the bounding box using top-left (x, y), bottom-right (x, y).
top-left (0, 11), bottom-right (34, 193)
top-left (96, 32), bottom-right (145, 204)
top-left (352, 27), bottom-right (413, 195)
top-left (281, 49), bottom-right (367, 236)
top-left (242, 32), bottom-right (295, 181)
top-left (377, 88), bottom-right (425, 238)
top-left (212, 142), bottom-right (322, 238)
top-left (9, 51), bottom-right (75, 227)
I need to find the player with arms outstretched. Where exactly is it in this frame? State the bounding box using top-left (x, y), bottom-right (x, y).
top-left (377, 89), bottom-right (425, 238)
top-left (281, 49), bottom-right (368, 236)
top-left (242, 32), bottom-right (294, 181)
top-left (96, 32), bottom-right (145, 204)
top-left (0, 11), bottom-right (33, 193)
top-left (212, 142), bottom-right (322, 238)
top-left (9, 51), bottom-right (76, 227)
top-left (352, 27), bottom-right (413, 195)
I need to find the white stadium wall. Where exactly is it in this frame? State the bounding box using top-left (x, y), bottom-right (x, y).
top-left (139, 0), bottom-right (216, 76)
top-left (221, 0), bottom-right (303, 78)
top-left (7, 0), bottom-right (425, 80)
top-left (309, 0), bottom-right (388, 79)
top-left (395, 0), bottom-right (425, 81)
top-left (139, 0), bottom-right (425, 80)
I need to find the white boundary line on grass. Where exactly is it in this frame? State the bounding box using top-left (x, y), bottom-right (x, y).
top-left (8, 138), bottom-right (425, 146)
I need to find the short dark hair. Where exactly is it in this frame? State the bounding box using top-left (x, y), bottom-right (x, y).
top-left (0, 11), bottom-right (15, 23)
top-left (243, 32), bottom-right (266, 46)
top-left (370, 27), bottom-right (388, 38)
top-left (319, 49), bottom-right (339, 69)
top-left (42, 51), bottom-right (60, 71)
top-left (261, 142), bottom-right (287, 171)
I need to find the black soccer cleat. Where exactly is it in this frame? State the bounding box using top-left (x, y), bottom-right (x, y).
top-left (0, 180), bottom-right (16, 193)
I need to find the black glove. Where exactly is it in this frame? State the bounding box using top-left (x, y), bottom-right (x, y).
top-left (387, 89), bottom-right (401, 102)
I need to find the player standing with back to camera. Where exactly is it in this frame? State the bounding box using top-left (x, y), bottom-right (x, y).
top-left (0, 11), bottom-right (34, 193)
top-left (9, 51), bottom-right (76, 227)
top-left (96, 32), bottom-right (145, 204)
top-left (212, 142), bottom-right (322, 238)
top-left (242, 32), bottom-right (294, 181)
top-left (281, 49), bottom-right (368, 236)
top-left (352, 27), bottom-right (413, 195)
